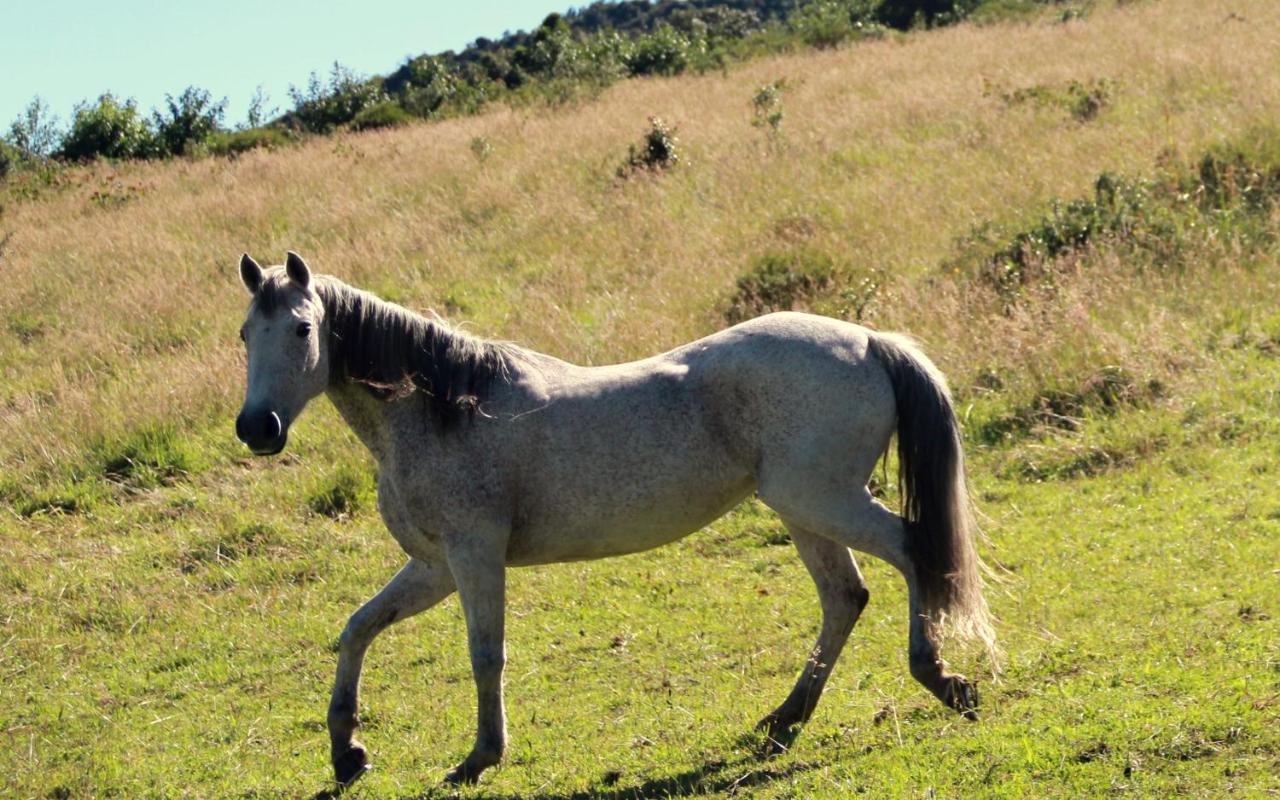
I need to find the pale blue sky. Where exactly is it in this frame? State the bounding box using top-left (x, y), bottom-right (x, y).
top-left (1, 0), bottom-right (566, 131)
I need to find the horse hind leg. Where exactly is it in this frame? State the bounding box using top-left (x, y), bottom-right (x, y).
top-left (758, 525), bottom-right (869, 751)
top-left (761, 484), bottom-right (979, 719)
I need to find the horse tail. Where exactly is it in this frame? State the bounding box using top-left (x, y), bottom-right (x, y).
top-left (866, 332), bottom-right (995, 655)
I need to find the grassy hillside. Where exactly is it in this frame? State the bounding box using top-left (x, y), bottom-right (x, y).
top-left (1, 0), bottom-right (1279, 796)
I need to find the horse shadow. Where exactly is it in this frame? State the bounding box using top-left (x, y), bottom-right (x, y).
top-left (491, 755), bottom-right (817, 800)
top-left (314, 744), bottom-right (817, 800)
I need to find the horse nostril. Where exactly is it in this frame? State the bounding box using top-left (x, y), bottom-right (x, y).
top-left (237, 410), bottom-right (282, 449)
top-left (265, 411), bottom-right (282, 441)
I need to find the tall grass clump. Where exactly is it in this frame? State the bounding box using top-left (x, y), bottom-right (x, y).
top-left (307, 464), bottom-right (375, 519)
top-left (96, 424), bottom-right (203, 489)
top-left (900, 129), bottom-right (1280, 452)
top-left (952, 129), bottom-right (1280, 310)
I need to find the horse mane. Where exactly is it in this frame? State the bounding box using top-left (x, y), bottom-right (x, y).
top-left (256, 273), bottom-right (513, 428)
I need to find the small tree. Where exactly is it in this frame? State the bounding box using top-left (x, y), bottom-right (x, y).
top-left (7, 97), bottom-right (61, 161)
top-left (242, 86), bottom-right (277, 130)
top-left (59, 94), bottom-right (158, 161)
top-left (288, 63), bottom-right (388, 133)
top-left (153, 87), bottom-right (227, 156)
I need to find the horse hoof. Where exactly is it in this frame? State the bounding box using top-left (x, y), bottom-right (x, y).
top-left (333, 743), bottom-right (371, 787)
top-left (948, 677), bottom-right (980, 720)
top-left (443, 763), bottom-right (481, 786)
top-left (754, 713), bottom-right (801, 757)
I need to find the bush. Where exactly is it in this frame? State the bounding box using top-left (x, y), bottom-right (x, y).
top-left (998, 78), bottom-right (1114, 122)
top-left (153, 87), bottom-right (227, 156)
top-left (6, 97), bottom-right (60, 161)
top-left (287, 64), bottom-right (388, 133)
top-left (350, 101), bottom-right (412, 131)
top-left (625, 26), bottom-right (697, 76)
top-left (399, 56), bottom-right (465, 117)
top-left (470, 135), bottom-right (493, 163)
top-left (790, 0), bottom-right (881, 48)
top-left (205, 126), bottom-right (291, 157)
top-left (961, 132), bottom-right (1280, 306)
top-left (1195, 130), bottom-right (1280, 213)
top-left (59, 94), bottom-right (158, 161)
top-left (726, 249), bottom-right (837, 323)
top-left (875, 0), bottom-right (984, 29)
top-left (0, 139), bottom-right (18, 179)
top-left (752, 79), bottom-right (788, 140)
top-left (618, 116), bottom-right (681, 177)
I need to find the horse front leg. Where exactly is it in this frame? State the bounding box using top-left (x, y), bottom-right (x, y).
top-left (329, 558), bottom-right (456, 786)
top-left (443, 532), bottom-right (508, 785)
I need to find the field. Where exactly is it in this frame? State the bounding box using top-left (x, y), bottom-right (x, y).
top-left (2, 0), bottom-right (1279, 796)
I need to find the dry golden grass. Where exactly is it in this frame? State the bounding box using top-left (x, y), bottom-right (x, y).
top-left (1, 0), bottom-right (1278, 478)
top-left (5, 6), bottom-right (1280, 796)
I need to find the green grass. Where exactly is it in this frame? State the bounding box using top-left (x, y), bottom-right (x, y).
top-left (3, 2), bottom-right (1280, 797)
top-left (1, 346), bottom-right (1278, 798)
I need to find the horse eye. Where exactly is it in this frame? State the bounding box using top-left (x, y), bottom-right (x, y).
top-left (296, 322), bottom-right (312, 338)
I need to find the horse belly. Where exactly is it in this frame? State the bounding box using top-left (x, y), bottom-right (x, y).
top-left (506, 468), bottom-right (755, 565)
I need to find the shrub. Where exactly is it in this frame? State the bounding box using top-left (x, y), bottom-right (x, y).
top-left (998, 78), bottom-right (1114, 122)
top-left (205, 126), bottom-right (291, 157)
top-left (153, 87), bottom-right (227, 156)
top-left (959, 131), bottom-right (1280, 307)
top-left (350, 101), bottom-right (412, 131)
top-left (470, 135), bottom-right (493, 163)
top-left (725, 249), bottom-right (837, 323)
top-left (59, 94), bottom-right (158, 161)
top-left (618, 116), bottom-right (681, 177)
top-left (625, 26), bottom-right (697, 76)
top-left (752, 79), bottom-right (788, 143)
top-left (287, 64), bottom-right (388, 133)
top-left (0, 139), bottom-right (18, 179)
top-left (875, 0), bottom-right (985, 29)
top-left (399, 56), bottom-right (465, 118)
top-left (1195, 130), bottom-right (1280, 213)
top-left (6, 97), bottom-right (61, 161)
top-left (790, 0), bottom-right (881, 48)
top-left (512, 13), bottom-right (578, 78)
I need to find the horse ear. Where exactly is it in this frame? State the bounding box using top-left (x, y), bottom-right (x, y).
top-left (239, 253), bottom-right (263, 294)
top-left (285, 251), bottom-right (311, 288)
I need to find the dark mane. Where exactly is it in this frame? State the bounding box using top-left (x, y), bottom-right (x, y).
top-left (260, 274), bottom-right (513, 428)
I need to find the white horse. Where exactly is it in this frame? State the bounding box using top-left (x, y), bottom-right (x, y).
top-left (235, 252), bottom-right (993, 787)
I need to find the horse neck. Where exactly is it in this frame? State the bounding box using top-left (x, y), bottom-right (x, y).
top-left (322, 378), bottom-right (396, 460)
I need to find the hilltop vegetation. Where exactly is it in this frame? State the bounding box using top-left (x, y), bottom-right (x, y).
top-left (0, 0), bottom-right (1058, 170)
top-left (1, 0), bottom-right (1279, 797)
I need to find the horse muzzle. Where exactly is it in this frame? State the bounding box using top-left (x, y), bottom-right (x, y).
top-left (235, 408), bottom-right (287, 455)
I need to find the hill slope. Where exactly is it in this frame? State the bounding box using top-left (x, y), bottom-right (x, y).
top-left (1, 1), bottom-right (1278, 796)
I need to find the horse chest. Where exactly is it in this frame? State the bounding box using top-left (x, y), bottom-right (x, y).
top-left (376, 475), bottom-right (446, 561)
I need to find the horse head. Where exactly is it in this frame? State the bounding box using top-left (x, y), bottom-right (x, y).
top-left (235, 251), bottom-right (330, 455)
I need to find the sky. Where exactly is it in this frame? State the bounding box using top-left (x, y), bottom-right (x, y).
top-left (0, 0), bottom-right (567, 131)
